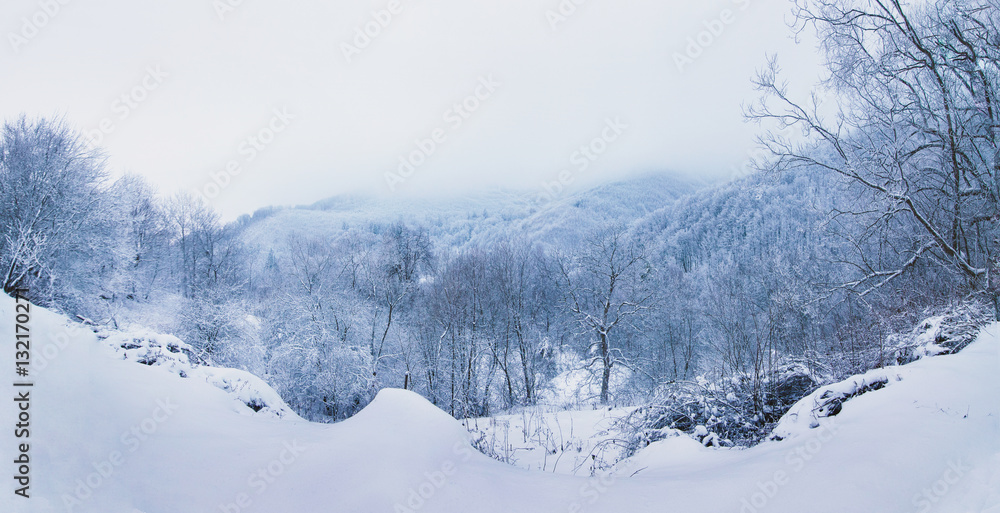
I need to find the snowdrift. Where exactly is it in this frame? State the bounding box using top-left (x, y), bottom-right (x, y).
top-left (768, 366), bottom-right (903, 441)
top-left (2, 294), bottom-right (998, 513)
top-left (99, 328), bottom-right (299, 420)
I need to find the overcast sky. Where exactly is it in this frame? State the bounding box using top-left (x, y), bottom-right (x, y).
top-left (1, 0), bottom-right (823, 220)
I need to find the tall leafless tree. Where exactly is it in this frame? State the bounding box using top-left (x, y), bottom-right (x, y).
top-left (748, 0), bottom-right (1000, 311)
top-left (560, 225), bottom-right (655, 404)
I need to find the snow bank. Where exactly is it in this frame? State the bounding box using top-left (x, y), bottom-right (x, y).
top-left (187, 367), bottom-right (298, 420)
top-left (625, 431), bottom-right (709, 471)
top-left (100, 328), bottom-right (300, 420)
top-left (769, 367), bottom-right (904, 441)
top-left (351, 388), bottom-right (471, 450)
top-left (3, 293), bottom-right (997, 513)
top-left (623, 324), bottom-right (1000, 511)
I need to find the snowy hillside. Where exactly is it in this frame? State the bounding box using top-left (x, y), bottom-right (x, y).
top-left (3, 294), bottom-right (998, 513)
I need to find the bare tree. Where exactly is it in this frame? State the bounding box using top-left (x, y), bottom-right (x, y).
top-left (166, 192), bottom-right (221, 299)
top-left (748, 0), bottom-right (1000, 308)
top-left (359, 222), bottom-right (433, 385)
top-left (425, 249), bottom-right (491, 417)
top-left (108, 174), bottom-right (170, 301)
top-left (559, 225), bottom-right (655, 404)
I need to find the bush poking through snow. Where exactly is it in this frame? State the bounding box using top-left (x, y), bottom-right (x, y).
top-left (890, 300), bottom-right (993, 364)
top-left (618, 362), bottom-right (820, 455)
top-left (463, 407), bottom-right (635, 474)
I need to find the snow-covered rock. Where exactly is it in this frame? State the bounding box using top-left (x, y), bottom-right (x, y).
top-left (769, 367), bottom-right (903, 441)
top-left (890, 301), bottom-right (992, 363)
top-left (99, 328), bottom-right (300, 420)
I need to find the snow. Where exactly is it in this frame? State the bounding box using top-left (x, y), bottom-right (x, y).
top-left (908, 315), bottom-right (952, 357)
top-left (99, 328), bottom-right (300, 420)
top-left (189, 367), bottom-right (299, 420)
top-left (890, 302), bottom-right (992, 363)
top-left (3, 294), bottom-right (999, 512)
top-left (464, 406), bottom-right (636, 475)
top-left (539, 349), bottom-right (632, 407)
top-left (769, 366), bottom-right (903, 441)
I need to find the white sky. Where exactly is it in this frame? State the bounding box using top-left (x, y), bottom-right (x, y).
top-left (0, 0), bottom-right (823, 220)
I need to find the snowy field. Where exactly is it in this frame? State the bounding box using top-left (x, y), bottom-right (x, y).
top-left (464, 406), bottom-right (636, 475)
top-left (3, 293), bottom-right (999, 513)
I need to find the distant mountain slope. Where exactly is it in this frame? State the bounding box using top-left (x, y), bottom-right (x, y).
top-left (632, 168), bottom-right (842, 272)
top-left (510, 172), bottom-right (705, 248)
top-left (235, 172), bottom-right (703, 253)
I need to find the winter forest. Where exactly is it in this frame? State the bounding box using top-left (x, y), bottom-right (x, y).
top-left (3, 1), bottom-right (1000, 511)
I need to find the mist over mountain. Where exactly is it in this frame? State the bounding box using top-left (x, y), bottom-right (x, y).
top-left (236, 171), bottom-right (705, 255)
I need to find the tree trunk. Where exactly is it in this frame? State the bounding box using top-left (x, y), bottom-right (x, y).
top-left (600, 333), bottom-right (611, 404)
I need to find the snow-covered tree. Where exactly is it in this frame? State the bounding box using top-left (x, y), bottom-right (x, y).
top-left (749, 0), bottom-right (1000, 308)
top-left (0, 115), bottom-right (109, 306)
top-left (559, 225), bottom-right (655, 404)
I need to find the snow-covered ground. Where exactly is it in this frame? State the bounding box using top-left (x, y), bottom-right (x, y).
top-left (464, 406), bottom-right (636, 475)
top-left (97, 328), bottom-right (299, 420)
top-left (3, 294), bottom-right (998, 513)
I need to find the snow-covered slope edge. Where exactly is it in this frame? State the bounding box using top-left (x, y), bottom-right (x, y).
top-left (624, 324), bottom-right (1000, 512)
top-left (2, 294), bottom-right (483, 513)
top-left (768, 366), bottom-right (904, 441)
top-left (3, 294), bottom-right (998, 513)
top-left (769, 313), bottom-right (993, 442)
top-left (97, 328), bottom-right (299, 420)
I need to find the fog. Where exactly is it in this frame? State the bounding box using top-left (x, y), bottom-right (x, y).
top-left (1, 0), bottom-right (822, 220)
